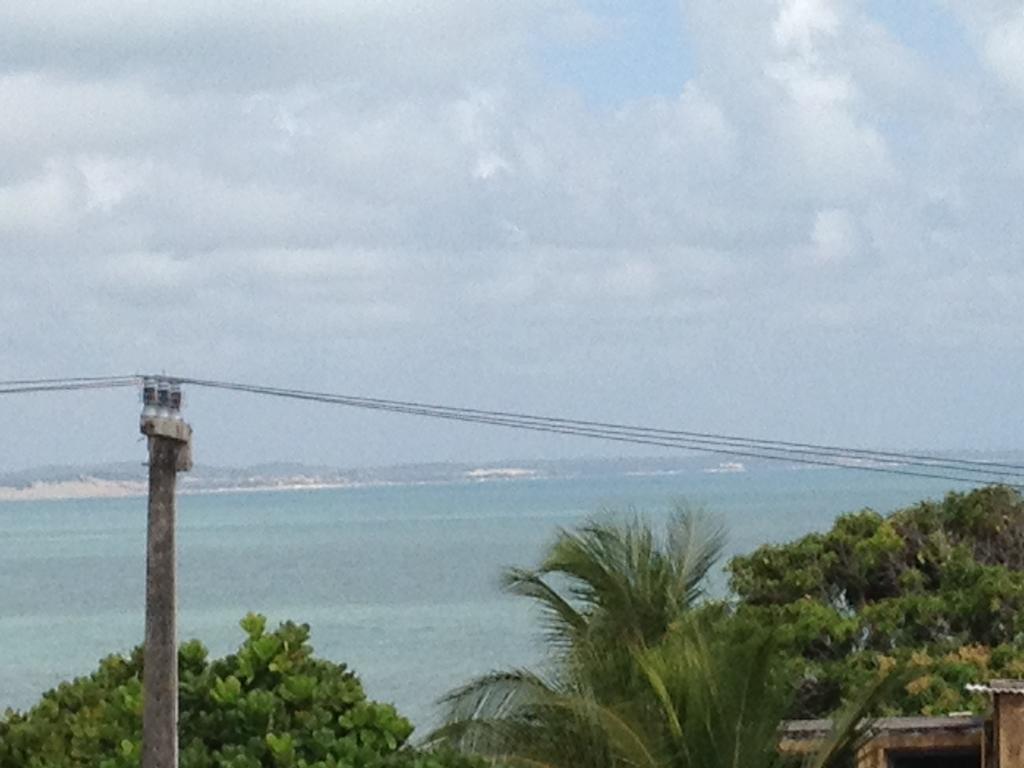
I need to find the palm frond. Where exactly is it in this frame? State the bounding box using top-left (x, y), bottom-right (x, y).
top-left (533, 510), bottom-right (725, 650)
top-left (568, 697), bottom-right (657, 768)
top-left (804, 671), bottom-right (901, 768)
top-left (666, 505), bottom-right (726, 608)
top-left (438, 669), bottom-right (557, 724)
top-left (502, 568), bottom-right (587, 648)
top-left (541, 522), bottom-right (636, 620)
top-left (634, 648), bottom-right (683, 742)
top-left (633, 620), bottom-right (791, 768)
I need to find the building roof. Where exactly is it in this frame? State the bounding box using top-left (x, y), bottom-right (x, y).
top-left (966, 679), bottom-right (1024, 696)
top-left (781, 714), bottom-right (985, 738)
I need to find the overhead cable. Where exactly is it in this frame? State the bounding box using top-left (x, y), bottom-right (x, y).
top-left (5, 373), bottom-right (1019, 487)
top-left (172, 376), bottom-right (1024, 488)
top-left (0, 375), bottom-right (139, 394)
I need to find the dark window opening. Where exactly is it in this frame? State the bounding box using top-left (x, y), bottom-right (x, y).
top-left (888, 749), bottom-right (980, 768)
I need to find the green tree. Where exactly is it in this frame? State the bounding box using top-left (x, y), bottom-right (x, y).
top-left (437, 617), bottom-right (890, 768)
top-left (727, 485), bottom-right (1024, 717)
top-left (433, 510), bottom-right (880, 768)
top-left (444, 508), bottom-right (724, 722)
top-left (0, 615), bottom-right (481, 768)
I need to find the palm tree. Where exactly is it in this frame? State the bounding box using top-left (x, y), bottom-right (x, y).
top-left (430, 508), bottom-right (887, 768)
top-left (432, 507), bottom-right (722, 761)
top-left (504, 507), bottom-right (725, 652)
top-left (435, 619), bottom-right (888, 768)
top-left (446, 507), bottom-right (723, 719)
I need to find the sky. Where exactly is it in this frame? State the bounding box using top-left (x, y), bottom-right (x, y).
top-left (2, 0), bottom-right (1023, 471)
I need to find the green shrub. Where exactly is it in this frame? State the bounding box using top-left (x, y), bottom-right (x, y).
top-left (725, 486), bottom-right (1024, 717)
top-left (0, 614), bottom-right (481, 768)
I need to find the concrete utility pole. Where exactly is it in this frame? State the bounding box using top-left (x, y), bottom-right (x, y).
top-left (140, 380), bottom-right (192, 768)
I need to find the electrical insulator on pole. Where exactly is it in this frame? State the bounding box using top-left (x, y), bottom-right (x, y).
top-left (141, 378), bottom-right (159, 426)
top-left (156, 380), bottom-right (171, 419)
top-left (169, 383), bottom-right (183, 421)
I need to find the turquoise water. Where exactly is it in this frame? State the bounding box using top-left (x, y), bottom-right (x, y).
top-left (0, 469), bottom-right (973, 729)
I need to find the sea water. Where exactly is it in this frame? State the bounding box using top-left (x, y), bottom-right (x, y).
top-left (0, 469), bottom-right (974, 729)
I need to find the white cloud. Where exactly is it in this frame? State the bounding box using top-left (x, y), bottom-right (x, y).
top-left (984, 13), bottom-right (1024, 94)
top-left (2, 0), bottom-right (1024, 467)
top-left (809, 208), bottom-right (859, 265)
top-left (78, 155), bottom-right (149, 212)
top-left (0, 0), bottom-right (572, 93)
top-left (0, 159), bottom-right (83, 235)
top-left (774, 0), bottom-right (842, 57)
top-left (943, 1), bottom-right (1024, 96)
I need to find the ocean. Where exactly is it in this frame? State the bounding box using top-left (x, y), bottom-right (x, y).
top-left (0, 468), bottom-right (974, 730)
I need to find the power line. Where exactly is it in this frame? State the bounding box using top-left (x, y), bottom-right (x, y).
top-left (172, 376), bottom-right (1024, 488)
top-left (3, 373), bottom-right (1020, 488)
top-left (174, 376), bottom-right (1024, 479)
top-left (175, 377), bottom-right (1024, 474)
top-left (0, 375), bottom-right (140, 387)
top-left (0, 376), bottom-right (139, 394)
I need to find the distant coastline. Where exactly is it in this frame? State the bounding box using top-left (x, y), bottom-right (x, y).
top-left (0, 466), bottom-right (543, 503)
top-left (1, 451), bottom-right (1016, 504)
top-left (0, 478), bottom-right (362, 503)
top-left (0, 478), bottom-right (149, 503)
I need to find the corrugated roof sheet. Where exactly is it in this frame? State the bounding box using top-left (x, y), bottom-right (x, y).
top-left (781, 715), bottom-right (985, 737)
top-left (966, 679), bottom-right (1024, 696)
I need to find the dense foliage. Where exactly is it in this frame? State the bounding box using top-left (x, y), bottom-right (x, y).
top-left (727, 485), bottom-right (1024, 717)
top-left (435, 511), bottom-right (879, 768)
top-left (0, 614), bottom-right (480, 768)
